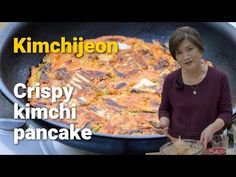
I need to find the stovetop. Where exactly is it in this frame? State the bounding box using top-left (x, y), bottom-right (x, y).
top-left (1, 22), bottom-right (236, 155)
top-left (0, 91), bottom-right (98, 155)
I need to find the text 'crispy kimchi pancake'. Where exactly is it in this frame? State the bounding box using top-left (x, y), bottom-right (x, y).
top-left (27, 36), bottom-right (213, 135)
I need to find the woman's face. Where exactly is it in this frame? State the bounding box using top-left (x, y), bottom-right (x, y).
top-left (175, 39), bottom-right (203, 71)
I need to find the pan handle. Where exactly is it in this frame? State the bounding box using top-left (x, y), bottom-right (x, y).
top-left (229, 113), bottom-right (236, 126)
top-left (224, 113), bottom-right (236, 131)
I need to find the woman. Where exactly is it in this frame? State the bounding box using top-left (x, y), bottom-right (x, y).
top-left (157, 26), bottom-right (232, 149)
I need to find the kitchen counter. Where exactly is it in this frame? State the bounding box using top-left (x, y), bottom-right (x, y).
top-left (146, 146), bottom-right (236, 155)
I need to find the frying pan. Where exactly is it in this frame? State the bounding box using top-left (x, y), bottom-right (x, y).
top-left (0, 22), bottom-right (236, 154)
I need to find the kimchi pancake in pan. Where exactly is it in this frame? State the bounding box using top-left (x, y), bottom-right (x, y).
top-left (27, 35), bottom-right (212, 135)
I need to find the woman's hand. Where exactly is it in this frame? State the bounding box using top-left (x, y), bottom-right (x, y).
top-left (155, 117), bottom-right (170, 134)
top-left (200, 118), bottom-right (225, 149)
top-left (200, 125), bottom-right (215, 149)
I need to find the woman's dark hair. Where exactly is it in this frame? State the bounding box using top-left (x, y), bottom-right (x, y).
top-left (169, 26), bottom-right (204, 60)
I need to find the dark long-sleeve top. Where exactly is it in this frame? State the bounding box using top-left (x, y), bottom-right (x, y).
top-left (158, 66), bottom-right (232, 140)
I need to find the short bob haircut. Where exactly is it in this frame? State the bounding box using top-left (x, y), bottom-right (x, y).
top-left (169, 26), bottom-right (204, 60)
